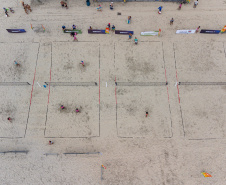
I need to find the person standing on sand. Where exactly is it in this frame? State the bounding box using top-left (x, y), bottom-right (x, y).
top-left (112, 25), bottom-right (115, 32)
top-left (89, 26), bottom-right (92, 30)
top-left (76, 108), bottom-right (80, 113)
top-left (62, 25), bottom-right (66, 31)
top-left (170, 18), bottom-right (174, 25)
top-left (128, 33), bottom-right (132, 39)
top-left (107, 23), bottom-right (110, 29)
top-left (146, 112), bottom-right (148, 117)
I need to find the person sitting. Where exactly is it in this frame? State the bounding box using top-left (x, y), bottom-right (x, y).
top-left (72, 25), bottom-right (76, 30)
top-left (97, 5), bottom-right (102, 11)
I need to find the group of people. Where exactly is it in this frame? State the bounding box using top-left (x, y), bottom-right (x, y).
top-left (3, 7), bottom-right (14, 17)
top-left (62, 25), bottom-right (79, 41)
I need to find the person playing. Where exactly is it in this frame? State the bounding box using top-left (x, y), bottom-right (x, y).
top-left (158, 6), bottom-right (163, 14)
top-left (112, 25), bottom-right (115, 32)
top-left (76, 108), bottom-right (79, 113)
top-left (128, 33), bottom-right (132, 39)
top-left (134, 37), bottom-right (138, 45)
top-left (128, 16), bottom-right (132, 24)
top-left (3, 8), bottom-right (9, 17)
top-left (196, 26), bottom-right (200, 33)
top-left (14, 61), bottom-right (20, 66)
top-left (62, 25), bottom-right (66, 31)
top-left (9, 7), bottom-right (14, 13)
top-left (146, 112), bottom-right (148, 117)
top-left (61, 105), bottom-right (65, 109)
top-left (170, 18), bottom-right (174, 25)
top-left (49, 141), bottom-right (54, 145)
top-left (72, 25), bottom-right (76, 30)
top-left (80, 61), bottom-right (85, 67)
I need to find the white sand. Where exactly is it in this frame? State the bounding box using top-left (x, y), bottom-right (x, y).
top-left (0, 0), bottom-right (226, 184)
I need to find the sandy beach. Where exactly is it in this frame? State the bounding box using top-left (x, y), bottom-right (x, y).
top-left (0, 0), bottom-right (226, 184)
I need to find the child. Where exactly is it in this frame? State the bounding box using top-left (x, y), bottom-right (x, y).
top-left (72, 25), bottom-right (76, 30)
top-left (80, 61), bottom-right (85, 67)
top-left (170, 18), bottom-right (174, 25)
top-left (61, 105), bottom-right (65, 109)
top-left (128, 33), bottom-right (132, 39)
top-left (76, 108), bottom-right (79, 113)
top-left (134, 37), bottom-right (138, 45)
top-left (196, 26), bottom-right (200, 33)
top-left (62, 25), bottom-right (66, 31)
top-left (107, 23), bottom-right (110, 29)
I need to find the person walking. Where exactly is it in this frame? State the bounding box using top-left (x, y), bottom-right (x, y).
top-left (134, 37), bottom-right (138, 45)
top-left (178, 3), bottom-right (182, 10)
top-left (128, 16), bottom-right (131, 24)
top-left (146, 112), bottom-right (148, 117)
top-left (194, 0), bottom-right (198, 8)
